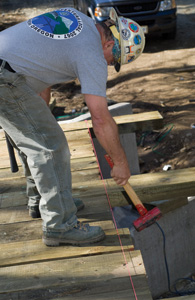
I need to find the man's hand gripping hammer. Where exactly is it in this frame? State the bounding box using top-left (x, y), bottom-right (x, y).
top-left (105, 154), bottom-right (162, 232)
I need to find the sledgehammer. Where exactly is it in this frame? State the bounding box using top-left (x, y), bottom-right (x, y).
top-left (105, 155), bottom-right (162, 231)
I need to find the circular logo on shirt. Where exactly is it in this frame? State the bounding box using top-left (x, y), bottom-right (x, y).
top-left (27, 8), bottom-right (83, 39)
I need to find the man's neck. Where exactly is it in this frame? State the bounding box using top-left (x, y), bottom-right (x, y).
top-left (95, 23), bottom-right (106, 47)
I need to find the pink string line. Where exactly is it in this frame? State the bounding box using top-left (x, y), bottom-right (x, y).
top-left (85, 120), bottom-right (138, 300)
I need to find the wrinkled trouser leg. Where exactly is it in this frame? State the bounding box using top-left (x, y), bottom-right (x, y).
top-left (0, 69), bottom-right (77, 232)
top-left (18, 150), bottom-right (41, 208)
top-left (6, 134), bottom-right (41, 207)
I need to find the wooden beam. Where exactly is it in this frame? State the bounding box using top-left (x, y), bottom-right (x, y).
top-left (72, 168), bottom-right (195, 205)
top-left (0, 129), bottom-right (94, 169)
top-left (1, 168), bottom-right (194, 212)
top-left (0, 111), bottom-right (163, 142)
top-left (0, 219), bottom-right (115, 244)
top-left (151, 197), bottom-right (188, 214)
top-left (0, 227), bottom-right (133, 268)
top-left (0, 194), bottom-right (112, 223)
top-left (50, 287), bottom-right (153, 300)
top-left (0, 275), bottom-right (152, 300)
top-left (0, 156), bottom-right (98, 175)
top-left (0, 251), bottom-right (150, 297)
top-left (60, 111), bottom-right (163, 135)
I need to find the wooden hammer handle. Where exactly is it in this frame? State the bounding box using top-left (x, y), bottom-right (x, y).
top-left (105, 154), bottom-right (147, 216)
top-left (123, 183), bottom-right (148, 215)
top-left (123, 182), bottom-right (143, 206)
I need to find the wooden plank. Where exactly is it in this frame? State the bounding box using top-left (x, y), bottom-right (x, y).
top-left (0, 220), bottom-right (115, 244)
top-left (0, 274), bottom-right (152, 300)
top-left (72, 168), bottom-right (195, 205)
top-left (0, 166), bottom-right (24, 178)
top-left (51, 288), bottom-right (153, 300)
top-left (60, 111), bottom-right (163, 134)
top-left (0, 227), bottom-right (134, 267)
top-left (0, 206), bottom-right (113, 225)
top-left (0, 156), bottom-right (98, 177)
top-left (106, 111), bottom-right (164, 135)
top-left (0, 138), bottom-right (94, 170)
top-left (71, 156), bottom-right (97, 172)
top-left (0, 167), bottom-right (101, 209)
top-left (0, 169), bottom-right (101, 193)
top-left (0, 119), bottom-right (157, 300)
top-left (67, 129), bottom-right (94, 159)
top-left (0, 148), bottom-right (21, 169)
top-left (0, 191), bottom-right (27, 208)
top-left (0, 193), bottom-right (112, 223)
top-left (0, 111), bottom-right (162, 141)
top-left (152, 196), bottom-right (188, 214)
top-left (0, 251), bottom-right (148, 294)
top-left (71, 168), bottom-right (100, 183)
top-left (65, 129), bottom-right (90, 144)
top-left (70, 146), bottom-right (94, 158)
top-left (72, 168), bottom-right (195, 203)
top-left (1, 168), bottom-right (194, 211)
top-left (0, 178), bottom-right (109, 208)
top-left (108, 193), bottom-right (189, 214)
top-left (0, 111), bottom-right (163, 169)
top-left (0, 206), bottom-right (30, 224)
top-left (102, 168), bottom-right (195, 205)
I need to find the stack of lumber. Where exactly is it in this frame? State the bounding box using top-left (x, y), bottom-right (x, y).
top-left (0, 111), bottom-right (193, 299)
top-left (0, 112), bottom-right (162, 300)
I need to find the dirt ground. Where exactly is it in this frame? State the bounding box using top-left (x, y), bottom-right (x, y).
top-left (0, 0), bottom-right (195, 174)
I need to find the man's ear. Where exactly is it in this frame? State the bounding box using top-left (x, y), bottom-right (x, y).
top-left (103, 40), bottom-right (115, 50)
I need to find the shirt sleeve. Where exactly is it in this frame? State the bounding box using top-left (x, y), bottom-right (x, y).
top-left (75, 52), bottom-right (108, 98)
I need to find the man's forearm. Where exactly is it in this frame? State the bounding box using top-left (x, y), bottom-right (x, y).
top-left (92, 115), bottom-right (127, 166)
top-left (84, 94), bottom-right (130, 185)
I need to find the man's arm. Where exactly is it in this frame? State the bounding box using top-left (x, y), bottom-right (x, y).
top-left (84, 94), bottom-right (131, 186)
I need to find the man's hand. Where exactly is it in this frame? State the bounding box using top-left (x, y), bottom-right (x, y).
top-left (105, 155), bottom-right (130, 186)
top-left (111, 163), bottom-right (131, 186)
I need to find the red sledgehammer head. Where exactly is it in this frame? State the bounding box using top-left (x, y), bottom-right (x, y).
top-left (133, 207), bottom-right (162, 232)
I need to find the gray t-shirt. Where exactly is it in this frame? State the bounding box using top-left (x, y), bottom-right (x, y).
top-left (0, 8), bottom-right (107, 96)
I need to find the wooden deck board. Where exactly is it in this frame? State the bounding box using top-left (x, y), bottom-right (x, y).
top-left (0, 129), bottom-right (95, 169)
top-left (0, 111), bottom-right (163, 141)
top-left (0, 156), bottom-right (98, 175)
top-left (0, 227), bottom-right (133, 268)
top-left (0, 113), bottom-right (165, 300)
top-left (51, 287), bottom-right (153, 300)
top-left (0, 220), bottom-right (115, 244)
top-left (0, 193), bottom-right (112, 224)
top-left (0, 167), bottom-right (193, 214)
top-left (59, 111), bottom-right (163, 134)
top-left (0, 275), bottom-right (152, 300)
top-left (71, 168), bottom-right (195, 204)
top-left (0, 251), bottom-right (151, 296)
